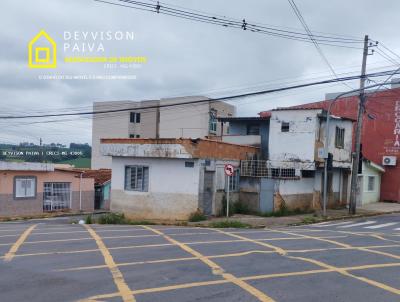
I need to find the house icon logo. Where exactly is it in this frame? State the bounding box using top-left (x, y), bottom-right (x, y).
top-left (28, 30), bottom-right (57, 68)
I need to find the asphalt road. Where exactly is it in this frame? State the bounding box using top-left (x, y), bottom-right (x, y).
top-left (1, 214), bottom-right (400, 302)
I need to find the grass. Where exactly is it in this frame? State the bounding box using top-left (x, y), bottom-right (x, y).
top-left (261, 204), bottom-right (314, 217)
top-left (58, 157), bottom-right (91, 168)
top-left (83, 212), bottom-right (156, 225)
top-left (188, 210), bottom-right (207, 222)
top-left (209, 220), bottom-right (251, 228)
top-left (301, 216), bottom-right (320, 224)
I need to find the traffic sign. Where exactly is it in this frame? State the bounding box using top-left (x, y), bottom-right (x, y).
top-left (224, 164), bottom-right (235, 176)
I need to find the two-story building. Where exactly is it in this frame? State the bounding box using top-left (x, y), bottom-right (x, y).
top-left (221, 108), bottom-right (354, 212)
top-left (92, 96), bottom-right (235, 169)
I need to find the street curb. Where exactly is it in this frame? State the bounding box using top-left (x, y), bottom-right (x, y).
top-left (288, 210), bottom-right (400, 227)
top-left (0, 211), bottom-right (110, 223)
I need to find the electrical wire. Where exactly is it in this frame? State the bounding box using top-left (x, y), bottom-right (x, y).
top-left (93, 0), bottom-right (364, 49)
top-left (2, 68), bottom-right (400, 120)
top-left (287, 0), bottom-right (353, 90)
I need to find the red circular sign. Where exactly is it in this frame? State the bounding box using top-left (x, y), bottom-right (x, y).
top-left (224, 164), bottom-right (235, 176)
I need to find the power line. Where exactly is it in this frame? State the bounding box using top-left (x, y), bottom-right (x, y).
top-left (94, 0), bottom-right (364, 48)
top-left (287, 0), bottom-right (353, 90)
top-left (2, 68), bottom-right (400, 120)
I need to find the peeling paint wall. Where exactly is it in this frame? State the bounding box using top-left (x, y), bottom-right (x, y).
top-left (269, 110), bottom-right (321, 164)
top-left (101, 143), bottom-right (192, 159)
top-left (320, 118), bottom-right (353, 166)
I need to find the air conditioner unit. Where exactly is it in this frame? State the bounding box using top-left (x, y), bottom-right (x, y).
top-left (382, 156), bottom-right (397, 166)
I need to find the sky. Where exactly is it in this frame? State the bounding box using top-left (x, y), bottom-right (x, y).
top-left (1, 0), bottom-right (400, 146)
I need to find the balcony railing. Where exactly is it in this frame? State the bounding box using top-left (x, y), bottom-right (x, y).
top-left (240, 160), bottom-right (301, 179)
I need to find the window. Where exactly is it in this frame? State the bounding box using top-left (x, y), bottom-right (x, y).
top-left (185, 161), bottom-right (194, 168)
top-left (247, 124), bottom-right (260, 135)
top-left (226, 169), bottom-right (240, 192)
top-left (367, 176), bottom-right (376, 192)
top-left (14, 176), bottom-right (36, 199)
top-left (335, 127), bottom-right (345, 149)
top-left (129, 134), bottom-right (140, 138)
top-left (271, 168), bottom-right (296, 178)
top-left (136, 135), bottom-right (140, 138)
top-left (125, 166), bottom-right (149, 192)
top-left (281, 122), bottom-right (290, 132)
top-left (43, 182), bottom-right (71, 211)
top-left (301, 170), bottom-right (315, 178)
top-left (209, 109), bottom-right (217, 133)
top-left (130, 112), bottom-right (141, 123)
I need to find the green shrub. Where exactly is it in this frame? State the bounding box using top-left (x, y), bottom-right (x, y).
top-left (127, 220), bottom-right (156, 225)
top-left (97, 212), bottom-right (127, 224)
top-left (85, 215), bottom-right (93, 224)
top-left (188, 210), bottom-right (207, 222)
top-left (232, 201), bottom-right (252, 215)
top-left (302, 216), bottom-right (319, 224)
top-left (209, 220), bottom-right (250, 228)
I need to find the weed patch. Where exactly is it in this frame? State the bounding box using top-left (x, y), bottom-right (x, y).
top-left (209, 220), bottom-right (251, 228)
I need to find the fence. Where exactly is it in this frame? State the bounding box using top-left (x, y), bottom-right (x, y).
top-left (240, 160), bottom-right (301, 179)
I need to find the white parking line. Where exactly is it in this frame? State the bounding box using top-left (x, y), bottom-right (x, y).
top-left (312, 221), bottom-right (353, 228)
top-left (337, 221), bottom-right (376, 228)
top-left (364, 222), bottom-right (398, 229)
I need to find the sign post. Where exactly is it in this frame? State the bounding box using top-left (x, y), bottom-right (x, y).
top-left (224, 164), bottom-right (235, 218)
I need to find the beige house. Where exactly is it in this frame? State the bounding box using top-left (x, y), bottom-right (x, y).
top-left (0, 162), bottom-right (94, 217)
top-left (92, 96), bottom-right (235, 169)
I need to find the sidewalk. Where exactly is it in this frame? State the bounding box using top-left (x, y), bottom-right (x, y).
top-left (190, 202), bottom-right (400, 228)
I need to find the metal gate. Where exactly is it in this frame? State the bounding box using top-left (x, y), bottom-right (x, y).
top-left (201, 171), bottom-right (214, 216)
top-left (260, 178), bottom-right (275, 213)
top-left (43, 182), bottom-right (71, 211)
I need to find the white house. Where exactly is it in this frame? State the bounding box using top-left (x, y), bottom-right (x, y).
top-left (239, 108), bottom-right (354, 211)
top-left (100, 138), bottom-right (259, 220)
top-left (357, 159), bottom-right (385, 205)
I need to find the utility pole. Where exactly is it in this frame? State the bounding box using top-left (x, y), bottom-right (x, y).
top-left (349, 35), bottom-right (369, 215)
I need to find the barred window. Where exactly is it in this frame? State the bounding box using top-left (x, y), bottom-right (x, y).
top-left (125, 166), bottom-right (149, 192)
top-left (335, 127), bottom-right (345, 149)
top-left (272, 168), bottom-right (296, 178)
top-left (281, 122), bottom-right (290, 132)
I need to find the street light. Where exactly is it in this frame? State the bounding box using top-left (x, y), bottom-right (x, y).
top-left (322, 81), bottom-right (400, 216)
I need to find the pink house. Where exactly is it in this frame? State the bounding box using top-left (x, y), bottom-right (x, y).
top-left (0, 161), bottom-right (94, 217)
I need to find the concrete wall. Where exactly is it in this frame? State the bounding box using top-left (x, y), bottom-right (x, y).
top-left (359, 162), bottom-right (382, 204)
top-left (269, 110), bottom-right (321, 163)
top-left (92, 100), bottom-right (158, 169)
top-left (92, 98), bottom-right (235, 169)
top-left (320, 118), bottom-right (353, 165)
top-left (159, 97), bottom-right (235, 138)
top-left (239, 177), bottom-right (261, 212)
top-left (222, 135), bottom-right (261, 146)
top-left (110, 157), bottom-right (201, 220)
top-left (0, 170), bottom-right (94, 217)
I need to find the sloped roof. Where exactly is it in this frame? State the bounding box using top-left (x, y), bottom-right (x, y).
top-left (82, 169), bottom-right (112, 185)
